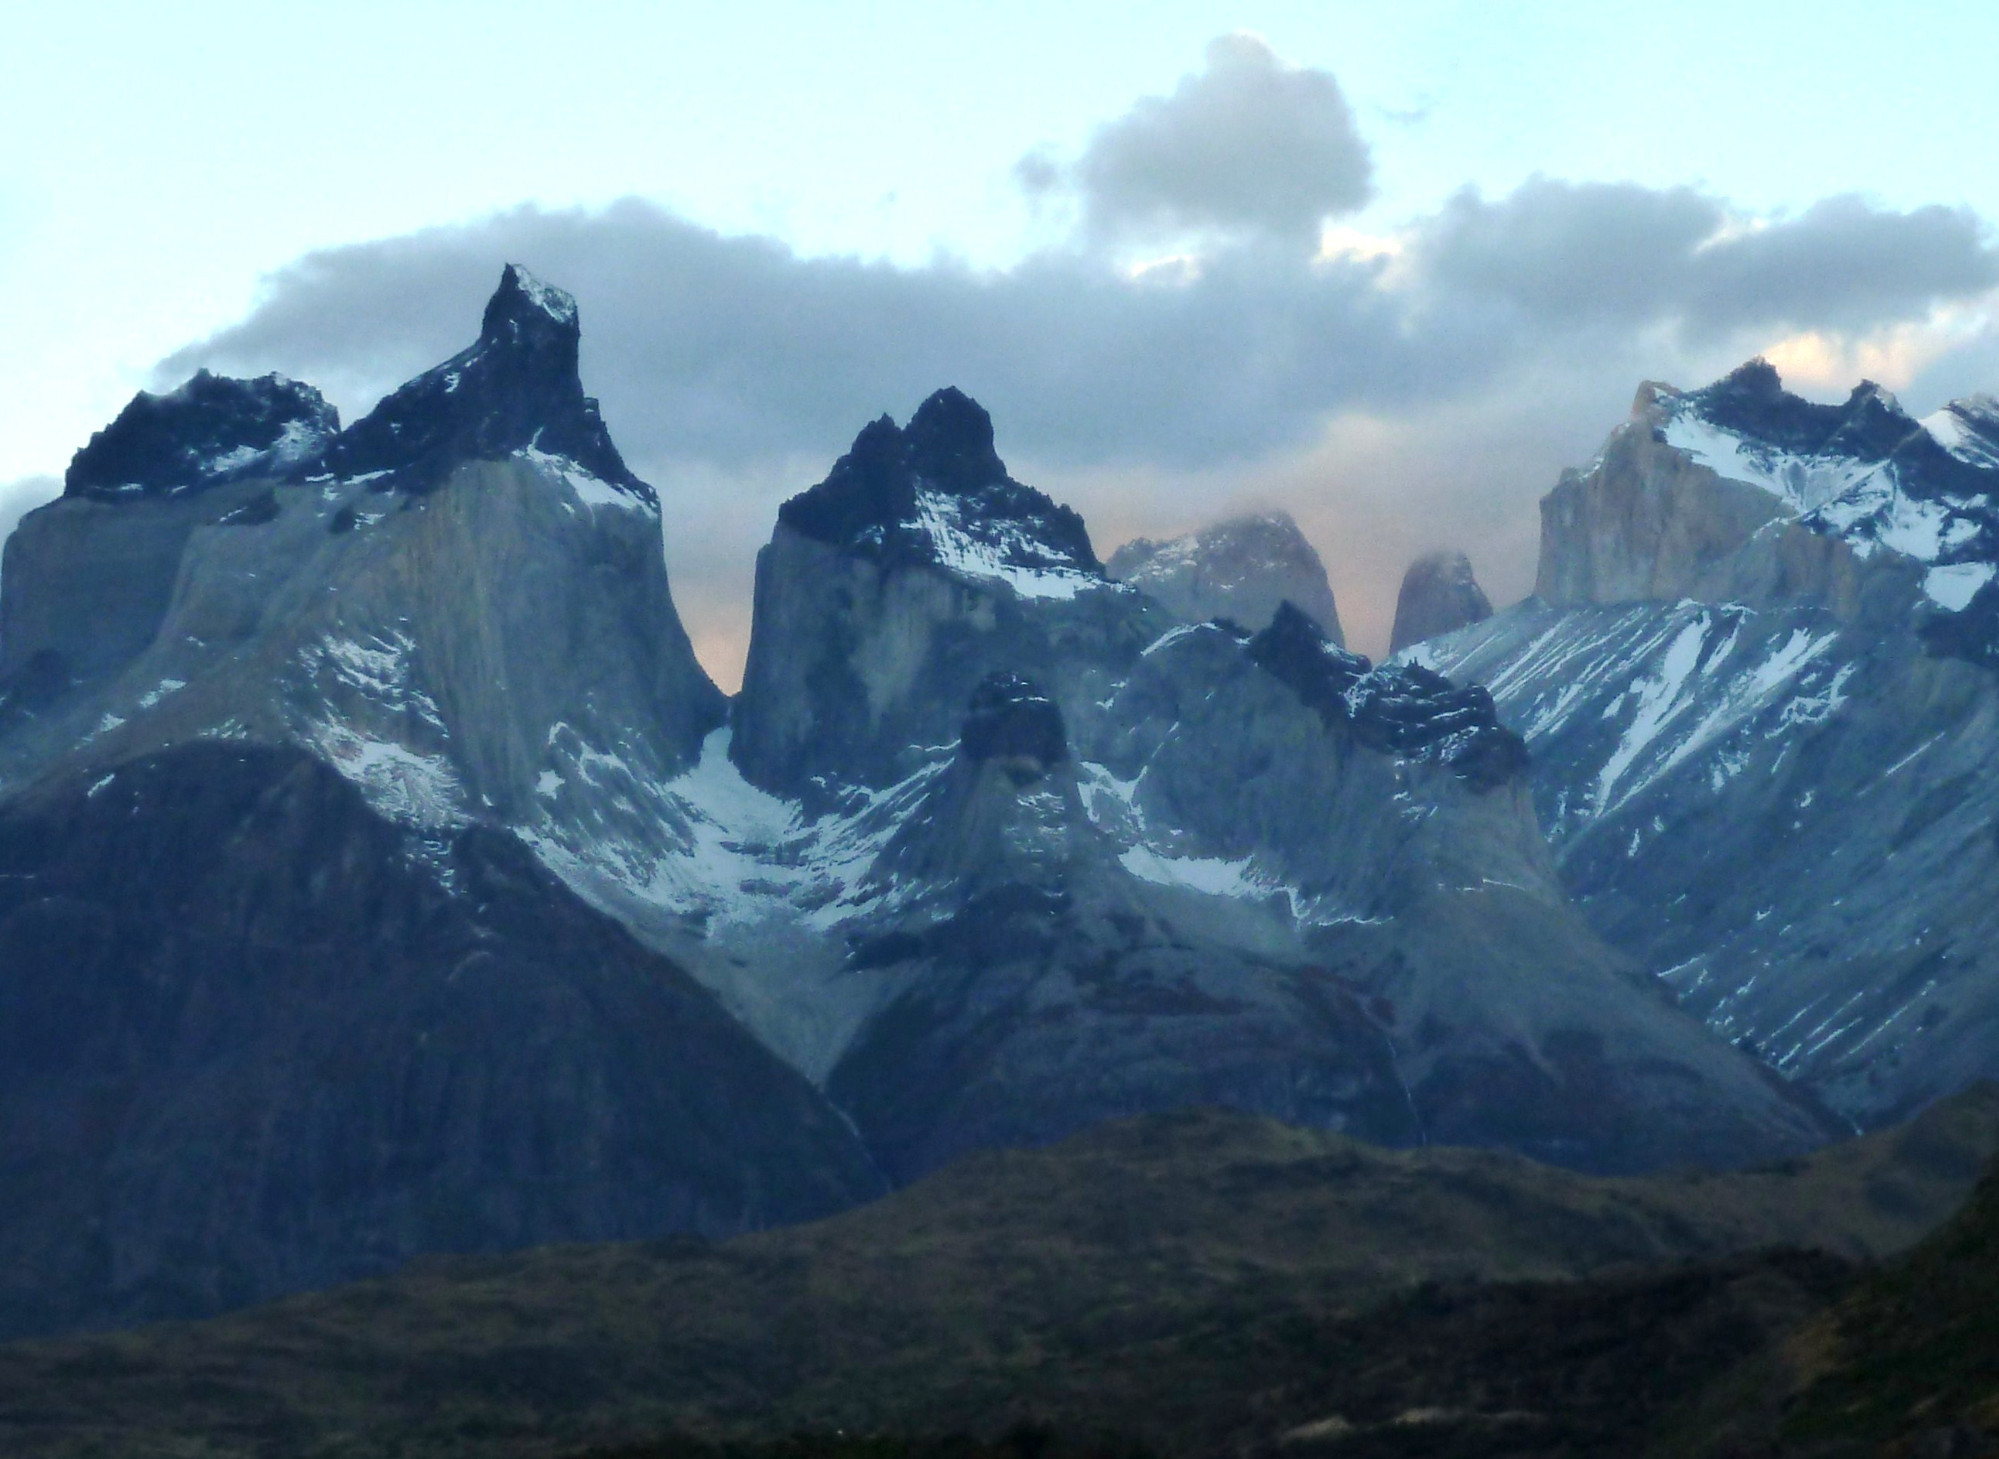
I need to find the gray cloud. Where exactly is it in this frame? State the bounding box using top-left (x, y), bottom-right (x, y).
top-left (1420, 179), bottom-right (1725, 323)
top-left (153, 173), bottom-right (1999, 675)
top-left (1909, 319), bottom-right (1999, 410)
top-left (163, 200), bottom-right (1482, 475)
top-left (1051, 33), bottom-right (1372, 246)
top-left (1420, 178), bottom-right (1999, 339)
top-left (1684, 194), bottom-right (1999, 335)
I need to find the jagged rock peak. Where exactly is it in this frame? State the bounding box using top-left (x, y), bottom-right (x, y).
top-left (65, 371), bottom-right (338, 501)
top-left (776, 387), bottom-right (1101, 595)
top-left (1390, 550), bottom-right (1493, 654)
top-left (1925, 393), bottom-right (1999, 470)
top-left (1627, 356), bottom-right (1999, 632)
top-left (313, 264), bottom-right (652, 502)
top-left (1106, 510), bottom-right (1343, 641)
top-left (1649, 356), bottom-right (1924, 466)
top-left (1248, 602), bottom-right (1527, 791)
top-left (486, 263), bottom-right (578, 330)
top-left (960, 671), bottom-right (1068, 779)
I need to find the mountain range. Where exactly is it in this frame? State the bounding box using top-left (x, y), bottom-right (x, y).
top-left (1414, 359), bottom-right (1999, 1130)
top-left (2, 264), bottom-right (1993, 1349)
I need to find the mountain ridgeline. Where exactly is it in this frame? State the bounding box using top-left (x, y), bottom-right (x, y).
top-left (0, 267), bottom-right (1909, 1348)
top-left (1418, 358), bottom-right (1999, 1131)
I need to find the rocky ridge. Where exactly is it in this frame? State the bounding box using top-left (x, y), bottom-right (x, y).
top-left (315, 264), bottom-right (653, 501)
top-left (686, 388), bottom-right (1831, 1179)
top-left (65, 370), bottom-right (339, 501)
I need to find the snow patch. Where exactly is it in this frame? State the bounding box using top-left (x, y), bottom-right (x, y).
top-left (1119, 844), bottom-right (1269, 897)
top-left (309, 721), bottom-right (469, 828)
top-left (522, 448), bottom-right (654, 514)
top-left (1924, 561), bottom-right (1996, 611)
top-left (509, 267), bottom-right (578, 324)
top-left (913, 490), bottom-right (1099, 600)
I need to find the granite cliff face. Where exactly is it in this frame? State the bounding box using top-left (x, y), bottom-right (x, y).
top-left (0, 266), bottom-right (724, 826)
top-left (1419, 359), bottom-right (1999, 1127)
top-left (0, 268), bottom-right (855, 1338)
top-left (1390, 550), bottom-right (1493, 653)
top-left (1106, 510), bottom-right (1343, 641)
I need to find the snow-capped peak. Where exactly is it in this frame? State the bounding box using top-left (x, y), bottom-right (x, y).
top-left (1924, 395), bottom-right (1999, 470)
top-left (776, 387), bottom-right (1106, 599)
top-left (1651, 360), bottom-right (1999, 613)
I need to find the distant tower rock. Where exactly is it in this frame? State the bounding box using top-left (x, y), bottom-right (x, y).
top-left (1391, 550), bottom-right (1493, 654)
top-left (1106, 511), bottom-right (1343, 643)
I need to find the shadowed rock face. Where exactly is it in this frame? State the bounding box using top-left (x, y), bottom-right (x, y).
top-left (1251, 602), bottom-right (1526, 792)
top-left (64, 371), bottom-right (337, 501)
top-left (1107, 511), bottom-right (1343, 642)
top-left (960, 671), bottom-right (1068, 775)
top-left (1390, 550), bottom-right (1493, 654)
top-left (0, 743), bottom-right (881, 1341)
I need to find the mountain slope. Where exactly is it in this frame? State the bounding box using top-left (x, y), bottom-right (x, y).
top-left (0, 273), bottom-right (1855, 1351)
top-left (1419, 359), bottom-right (1999, 1128)
top-left (0, 742), bottom-right (880, 1340)
top-left (0, 269), bottom-right (875, 1338)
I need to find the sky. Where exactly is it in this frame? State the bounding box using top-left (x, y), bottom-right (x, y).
top-left (5, 2), bottom-right (1999, 678)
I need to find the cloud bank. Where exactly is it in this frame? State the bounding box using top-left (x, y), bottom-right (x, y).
top-left (145, 40), bottom-right (1999, 670)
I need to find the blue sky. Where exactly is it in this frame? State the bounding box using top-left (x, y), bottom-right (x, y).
top-left (5, 2), bottom-right (1998, 667)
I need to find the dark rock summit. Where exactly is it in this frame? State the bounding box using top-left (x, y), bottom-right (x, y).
top-left (65, 371), bottom-right (337, 500)
top-left (1688, 359), bottom-right (1939, 475)
top-left (778, 386), bottom-right (1098, 575)
top-left (732, 388), bottom-right (1122, 802)
top-left (960, 671), bottom-right (1068, 775)
top-left (1390, 549), bottom-right (1493, 653)
top-left (313, 264), bottom-right (650, 500)
top-left (1107, 511), bottom-right (1343, 641)
top-left (1249, 602), bottom-right (1526, 791)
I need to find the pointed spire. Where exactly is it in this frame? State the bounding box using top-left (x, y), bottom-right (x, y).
top-left (314, 266), bottom-right (649, 501)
